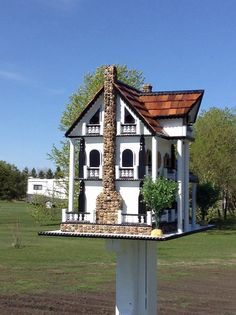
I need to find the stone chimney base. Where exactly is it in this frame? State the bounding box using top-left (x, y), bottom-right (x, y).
top-left (96, 191), bottom-right (122, 224)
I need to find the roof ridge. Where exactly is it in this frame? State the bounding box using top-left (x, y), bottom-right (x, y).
top-left (140, 89), bottom-right (204, 96)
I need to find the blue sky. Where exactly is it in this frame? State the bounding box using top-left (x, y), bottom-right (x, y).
top-left (0, 0), bottom-right (235, 171)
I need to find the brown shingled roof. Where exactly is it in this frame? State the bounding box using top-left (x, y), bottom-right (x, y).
top-left (139, 92), bottom-right (203, 118)
top-left (114, 81), bottom-right (165, 136)
top-left (115, 81), bottom-right (203, 136)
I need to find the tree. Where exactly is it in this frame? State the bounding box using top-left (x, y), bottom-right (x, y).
top-left (22, 167), bottom-right (29, 177)
top-left (38, 170), bottom-right (45, 179)
top-left (190, 107), bottom-right (236, 219)
top-left (31, 168), bottom-right (37, 178)
top-left (49, 64), bottom-right (145, 175)
top-left (197, 182), bottom-right (220, 221)
top-left (46, 168), bottom-right (54, 179)
top-left (54, 166), bottom-right (63, 179)
top-left (0, 161), bottom-right (26, 200)
top-left (141, 176), bottom-right (178, 229)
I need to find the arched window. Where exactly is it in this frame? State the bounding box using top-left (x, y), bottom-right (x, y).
top-left (89, 150), bottom-right (100, 167)
top-left (122, 149), bottom-right (133, 167)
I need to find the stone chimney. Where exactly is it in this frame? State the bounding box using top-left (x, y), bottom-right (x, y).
top-left (96, 65), bottom-right (122, 224)
top-left (142, 83), bottom-right (153, 93)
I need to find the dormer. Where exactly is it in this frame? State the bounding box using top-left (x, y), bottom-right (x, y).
top-left (121, 107), bottom-right (137, 135)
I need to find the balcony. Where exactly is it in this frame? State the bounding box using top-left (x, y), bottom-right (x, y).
top-left (62, 210), bottom-right (91, 222)
top-left (117, 210), bottom-right (152, 226)
top-left (119, 167), bottom-right (134, 179)
top-left (121, 123), bottom-right (136, 134)
top-left (87, 167), bottom-right (100, 179)
top-left (86, 124), bottom-right (100, 135)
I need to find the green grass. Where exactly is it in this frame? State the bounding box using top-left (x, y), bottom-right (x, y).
top-left (0, 200), bottom-right (235, 294)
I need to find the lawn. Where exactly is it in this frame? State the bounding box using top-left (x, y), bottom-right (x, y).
top-left (0, 200), bottom-right (236, 314)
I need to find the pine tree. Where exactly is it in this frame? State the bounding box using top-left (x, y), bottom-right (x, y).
top-left (31, 168), bottom-right (37, 178)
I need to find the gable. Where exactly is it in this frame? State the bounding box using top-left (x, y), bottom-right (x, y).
top-left (66, 92), bottom-right (104, 137)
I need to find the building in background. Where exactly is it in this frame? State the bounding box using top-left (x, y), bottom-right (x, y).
top-left (27, 177), bottom-right (67, 202)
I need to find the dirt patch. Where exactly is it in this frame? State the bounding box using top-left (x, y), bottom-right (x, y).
top-left (0, 267), bottom-right (235, 314)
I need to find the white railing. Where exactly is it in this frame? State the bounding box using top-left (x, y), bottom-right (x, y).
top-left (117, 210), bottom-right (152, 226)
top-left (87, 167), bottom-right (100, 179)
top-left (121, 124), bottom-right (136, 134)
top-left (86, 124), bottom-right (100, 135)
top-left (119, 168), bottom-right (134, 179)
top-left (62, 209), bottom-right (91, 222)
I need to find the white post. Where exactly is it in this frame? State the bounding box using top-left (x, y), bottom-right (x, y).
top-left (192, 183), bottom-right (197, 229)
top-left (82, 122), bottom-right (86, 136)
top-left (152, 136), bottom-right (157, 180)
top-left (177, 139), bottom-right (184, 233)
top-left (68, 139), bottom-right (76, 213)
top-left (133, 165), bottom-right (138, 180)
top-left (184, 140), bottom-right (190, 232)
top-left (136, 119), bottom-right (141, 134)
top-left (117, 210), bottom-right (122, 224)
top-left (62, 208), bottom-right (67, 222)
top-left (106, 240), bottom-right (157, 315)
top-left (147, 211), bottom-right (152, 226)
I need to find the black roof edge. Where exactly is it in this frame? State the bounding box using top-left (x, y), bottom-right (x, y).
top-left (140, 89), bottom-right (205, 96)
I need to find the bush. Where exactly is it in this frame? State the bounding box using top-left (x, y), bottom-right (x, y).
top-left (141, 176), bottom-right (178, 229)
top-left (30, 195), bottom-right (65, 225)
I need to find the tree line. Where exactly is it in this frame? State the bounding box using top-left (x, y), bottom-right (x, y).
top-left (28, 166), bottom-right (63, 179)
top-left (0, 163), bottom-right (63, 200)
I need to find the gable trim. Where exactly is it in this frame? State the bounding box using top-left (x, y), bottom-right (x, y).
top-left (65, 86), bottom-right (104, 137)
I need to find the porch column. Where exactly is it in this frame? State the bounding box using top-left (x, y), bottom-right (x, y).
top-left (191, 183), bottom-right (197, 229)
top-left (184, 140), bottom-right (190, 232)
top-left (152, 136), bottom-right (158, 180)
top-left (68, 139), bottom-right (76, 212)
top-left (177, 139), bottom-right (184, 233)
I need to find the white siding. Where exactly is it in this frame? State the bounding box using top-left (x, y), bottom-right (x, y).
top-left (159, 118), bottom-right (187, 137)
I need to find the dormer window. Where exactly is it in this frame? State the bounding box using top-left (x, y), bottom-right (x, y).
top-left (121, 108), bottom-right (136, 134)
top-left (124, 108), bottom-right (135, 124)
top-left (90, 109), bottom-right (100, 124)
top-left (87, 109), bottom-right (100, 135)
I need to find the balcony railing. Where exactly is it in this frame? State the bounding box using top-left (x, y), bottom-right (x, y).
top-left (86, 124), bottom-right (100, 135)
top-left (87, 167), bottom-right (100, 179)
top-left (119, 168), bottom-right (134, 179)
top-left (121, 123), bottom-right (136, 134)
top-left (117, 210), bottom-right (152, 226)
top-left (62, 210), bottom-right (91, 222)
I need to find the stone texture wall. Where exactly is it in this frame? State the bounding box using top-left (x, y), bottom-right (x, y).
top-left (96, 65), bottom-right (122, 224)
top-left (61, 223), bottom-right (152, 236)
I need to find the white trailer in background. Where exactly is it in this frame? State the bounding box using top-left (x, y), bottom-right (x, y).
top-left (27, 177), bottom-right (67, 202)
